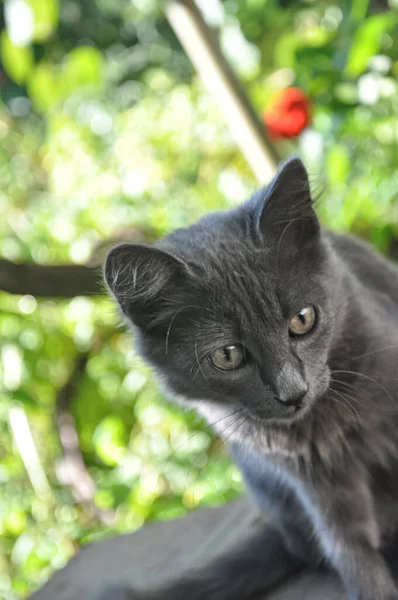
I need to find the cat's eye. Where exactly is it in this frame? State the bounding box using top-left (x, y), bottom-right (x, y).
top-left (289, 306), bottom-right (316, 337)
top-left (209, 344), bottom-right (245, 371)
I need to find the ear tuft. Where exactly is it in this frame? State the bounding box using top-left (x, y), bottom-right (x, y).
top-left (104, 243), bottom-right (186, 326)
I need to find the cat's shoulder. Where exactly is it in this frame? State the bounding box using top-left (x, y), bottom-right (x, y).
top-left (325, 230), bottom-right (396, 274)
top-left (325, 230), bottom-right (380, 260)
top-left (325, 230), bottom-right (398, 300)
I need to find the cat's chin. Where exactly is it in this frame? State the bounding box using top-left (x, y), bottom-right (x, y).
top-left (188, 397), bottom-right (313, 440)
top-left (160, 372), bottom-right (330, 443)
top-left (241, 402), bottom-right (302, 424)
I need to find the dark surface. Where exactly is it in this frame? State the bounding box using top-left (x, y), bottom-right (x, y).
top-left (0, 259), bottom-right (102, 297)
top-left (29, 498), bottom-right (346, 600)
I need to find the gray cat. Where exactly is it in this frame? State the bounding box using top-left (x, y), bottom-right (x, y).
top-left (104, 158), bottom-right (398, 600)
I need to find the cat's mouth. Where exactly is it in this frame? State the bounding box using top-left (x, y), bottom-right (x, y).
top-left (241, 397), bottom-right (305, 423)
top-left (275, 395), bottom-right (305, 412)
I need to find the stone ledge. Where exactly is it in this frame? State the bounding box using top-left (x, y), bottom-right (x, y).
top-left (29, 498), bottom-right (345, 600)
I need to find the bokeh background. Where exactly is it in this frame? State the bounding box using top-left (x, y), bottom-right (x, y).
top-left (1, 0), bottom-right (398, 597)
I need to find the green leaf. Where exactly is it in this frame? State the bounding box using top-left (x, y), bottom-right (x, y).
top-left (28, 47), bottom-right (104, 113)
top-left (334, 82), bottom-right (358, 105)
top-left (93, 416), bottom-right (127, 466)
top-left (27, 62), bottom-right (62, 112)
top-left (346, 15), bottom-right (396, 77)
top-left (274, 32), bottom-right (297, 68)
top-left (28, 0), bottom-right (59, 41)
top-left (350, 0), bottom-right (370, 22)
top-left (327, 145), bottom-right (351, 185)
top-left (63, 46), bottom-right (104, 93)
top-left (13, 390), bottom-right (39, 410)
top-left (4, 509), bottom-right (27, 536)
top-left (1, 31), bottom-right (34, 85)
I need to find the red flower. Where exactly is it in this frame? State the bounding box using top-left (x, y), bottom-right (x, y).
top-left (263, 87), bottom-right (311, 139)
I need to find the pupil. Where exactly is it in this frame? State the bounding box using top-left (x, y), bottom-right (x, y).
top-left (225, 347), bottom-right (232, 362)
top-left (298, 312), bottom-right (306, 325)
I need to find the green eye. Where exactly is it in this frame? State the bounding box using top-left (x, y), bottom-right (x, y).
top-left (210, 344), bottom-right (245, 371)
top-left (289, 306), bottom-right (316, 336)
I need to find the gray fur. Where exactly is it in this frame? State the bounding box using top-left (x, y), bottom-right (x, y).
top-left (104, 157), bottom-right (398, 600)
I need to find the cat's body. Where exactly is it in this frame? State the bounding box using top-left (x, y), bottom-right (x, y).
top-left (104, 158), bottom-right (398, 600)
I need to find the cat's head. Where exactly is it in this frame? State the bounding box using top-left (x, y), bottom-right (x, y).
top-left (105, 158), bottom-right (342, 442)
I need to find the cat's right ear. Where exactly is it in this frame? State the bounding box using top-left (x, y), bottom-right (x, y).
top-left (104, 243), bottom-right (187, 328)
top-left (256, 157), bottom-right (320, 251)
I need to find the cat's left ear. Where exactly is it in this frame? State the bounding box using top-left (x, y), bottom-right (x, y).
top-left (257, 156), bottom-right (320, 249)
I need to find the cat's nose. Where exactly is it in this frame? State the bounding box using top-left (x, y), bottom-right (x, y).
top-left (276, 386), bottom-right (307, 407)
top-left (274, 365), bottom-right (308, 406)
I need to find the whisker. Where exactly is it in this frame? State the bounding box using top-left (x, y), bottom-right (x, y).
top-left (329, 379), bottom-right (363, 403)
top-left (332, 369), bottom-right (396, 408)
top-left (183, 411), bottom-right (247, 507)
top-left (329, 388), bottom-right (361, 429)
top-left (331, 388), bottom-right (362, 425)
top-left (165, 305), bottom-right (195, 355)
top-left (230, 436), bottom-right (246, 465)
top-left (195, 339), bottom-right (210, 386)
top-left (348, 343), bottom-right (398, 363)
top-left (158, 407), bottom-right (243, 484)
top-left (192, 365), bottom-right (201, 382)
top-left (165, 304), bottom-right (221, 356)
top-left (222, 414), bottom-right (248, 445)
top-left (276, 217), bottom-right (304, 261)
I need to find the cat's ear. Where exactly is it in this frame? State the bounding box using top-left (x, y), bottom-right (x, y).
top-left (257, 156), bottom-right (319, 250)
top-left (104, 243), bottom-right (187, 328)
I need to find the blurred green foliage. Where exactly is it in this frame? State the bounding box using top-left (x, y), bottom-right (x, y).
top-left (1, 0), bottom-right (398, 597)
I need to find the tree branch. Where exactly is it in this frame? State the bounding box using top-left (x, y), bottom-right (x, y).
top-left (0, 259), bottom-right (104, 297)
top-left (0, 227), bottom-right (156, 297)
top-left (55, 347), bottom-right (115, 526)
top-left (165, 0), bottom-right (279, 184)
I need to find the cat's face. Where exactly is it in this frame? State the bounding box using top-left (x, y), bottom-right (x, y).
top-left (105, 158), bottom-right (340, 440)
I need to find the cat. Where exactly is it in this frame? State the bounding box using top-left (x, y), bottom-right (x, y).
top-left (103, 157), bottom-right (398, 600)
